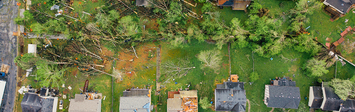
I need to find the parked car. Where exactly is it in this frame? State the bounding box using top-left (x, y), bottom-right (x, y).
top-left (59, 100), bottom-right (63, 110)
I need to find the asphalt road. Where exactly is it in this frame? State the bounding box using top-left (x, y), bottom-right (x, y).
top-left (0, 0), bottom-right (18, 111)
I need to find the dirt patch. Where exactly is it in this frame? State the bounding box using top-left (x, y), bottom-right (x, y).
top-left (145, 18), bottom-right (159, 31)
top-left (71, 69), bottom-right (78, 76)
top-left (115, 43), bottom-right (157, 72)
top-left (101, 47), bottom-right (114, 57)
top-left (290, 65), bottom-right (297, 72)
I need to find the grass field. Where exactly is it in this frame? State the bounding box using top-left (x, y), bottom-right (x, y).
top-left (306, 8), bottom-right (355, 44)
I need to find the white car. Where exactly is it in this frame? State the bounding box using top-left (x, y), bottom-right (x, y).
top-left (59, 100), bottom-right (63, 110)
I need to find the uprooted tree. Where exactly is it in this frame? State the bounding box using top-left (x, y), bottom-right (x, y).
top-left (197, 49), bottom-right (222, 72)
top-left (160, 58), bottom-right (195, 83)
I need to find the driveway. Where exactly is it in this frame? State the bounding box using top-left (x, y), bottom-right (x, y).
top-left (0, 0), bottom-right (18, 111)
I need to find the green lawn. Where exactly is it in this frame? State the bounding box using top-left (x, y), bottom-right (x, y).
top-left (156, 41), bottom-right (229, 112)
top-left (306, 8), bottom-right (355, 44)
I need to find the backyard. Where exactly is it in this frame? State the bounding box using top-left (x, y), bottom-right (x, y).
top-left (13, 0), bottom-right (355, 111)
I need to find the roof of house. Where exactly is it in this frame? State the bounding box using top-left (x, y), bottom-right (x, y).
top-left (265, 85), bottom-right (300, 109)
top-left (334, 37), bottom-right (345, 46)
top-left (136, 0), bottom-right (148, 6)
top-left (215, 82), bottom-right (246, 112)
top-left (21, 93), bottom-right (57, 112)
top-left (309, 86), bottom-right (323, 109)
top-left (179, 90), bottom-right (198, 98)
top-left (167, 96), bottom-right (183, 112)
top-left (68, 93), bottom-right (102, 112)
top-left (216, 82), bottom-right (244, 90)
top-left (324, 0), bottom-right (355, 14)
top-left (273, 78), bottom-right (296, 86)
top-left (28, 44), bottom-right (37, 54)
top-left (321, 86), bottom-right (343, 111)
top-left (0, 81), bottom-right (6, 106)
top-left (119, 96), bottom-right (151, 112)
top-left (69, 99), bottom-right (102, 112)
top-left (217, 0), bottom-right (252, 10)
top-left (123, 89), bottom-right (150, 97)
top-left (340, 99), bottom-right (355, 112)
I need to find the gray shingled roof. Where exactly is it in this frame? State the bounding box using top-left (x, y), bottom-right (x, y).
top-left (324, 0), bottom-right (355, 14)
top-left (119, 97), bottom-right (151, 112)
top-left (340, 99), bottom-right (355, 112)
top-left (322, 86), bottom-right (343, 111)
top-left (215, 82), bottom-right (246, 112)
top-left (21, 93), bottom-right (56, 112)
top-left (136, 0), bottom-right (148, 6)
top-left (123, 89), bottom-right (149, 97)
top-left (266, 86), bottom-right (300, 109)
top-left (273, 78), bottom-right (296, 86)
top-left (309, 86), bottom-right (323, 109)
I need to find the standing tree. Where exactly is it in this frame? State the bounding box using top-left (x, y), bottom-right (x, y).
top-left (199, 97), bottom-right (212, 109)
top-left (197, 49), bottom-right (222, 72)
top-left (329, 78), bottom-right (355, 100)
top-left (249, 72), bottom-right (259, 82)
top-left (303, 58), bottom-right (329, 77)
top-left (293, 34), bottom-right (321, 56)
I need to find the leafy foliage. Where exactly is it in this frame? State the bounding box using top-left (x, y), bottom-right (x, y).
top-left (249, 2), bottom-right (262, 14)
top-left (197, 49), bottom-right (222, 72)
top-left (199, 97), bottom-right (212, 109)
top-left (36, 63), bottom-right (67, 88)
top-left (245, 15), bottom-right (285, 57)
top-left (201, 2), bottom-right (214, 13)
top-left (329, 78), bottom-right (355, 100)
top-left (303, 58), bottom-right (329, 77)
top-left (249, 72), bottom-right (259, 82)
top-left (293, 34), bottom-right (321, 55)
top-left (14, 53), bottom-right (38, 70)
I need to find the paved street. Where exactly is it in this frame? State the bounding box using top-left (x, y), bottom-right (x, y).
top-left (0, 0), bottom-right (18, 111)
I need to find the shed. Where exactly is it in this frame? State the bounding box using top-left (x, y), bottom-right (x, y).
top-left (217, 0), bottom-right (252, 11)
top-left (28, 44), bottom-right (37, 55)
top-left (333, 37), bottom-right (345, 46)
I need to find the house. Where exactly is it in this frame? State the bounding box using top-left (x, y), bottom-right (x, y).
top-left (167, 90), bottom-right (198, 112)
top-left (264, 77), bottom-right (300, 109)
top-left (215, 81), bottom-right (246, 112)
top-left (68, 93), bottom-right (102, 112)
top-left (308, 82), bottom-right (348, 111)
top-left (323, 0), bottom-right (355, 21)
top-left (21, 90), bottom-right (58, 112)
top-left (217, 0), bottom-right (252, 11)
top-left (136, 0), bottom-right (149, 6)
top-left (119, 88), bottom-right (153, 112)
top-left (308, 86), bottom-right (323, 109)
top-left (0, 81), bottom-right (5, 107)
top-left (339, 99), bottom-right (355, 112)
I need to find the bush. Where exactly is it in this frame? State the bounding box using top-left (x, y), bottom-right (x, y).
top-left (249, 72), bottom-right (259, 82)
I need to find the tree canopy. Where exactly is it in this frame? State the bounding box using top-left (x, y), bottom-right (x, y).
top-left (199, 97), bottom-right (212, 109)
top-left (329, 78), bottom-right (355, 100)
top-left (303, 58), bottom-right (329, 77)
